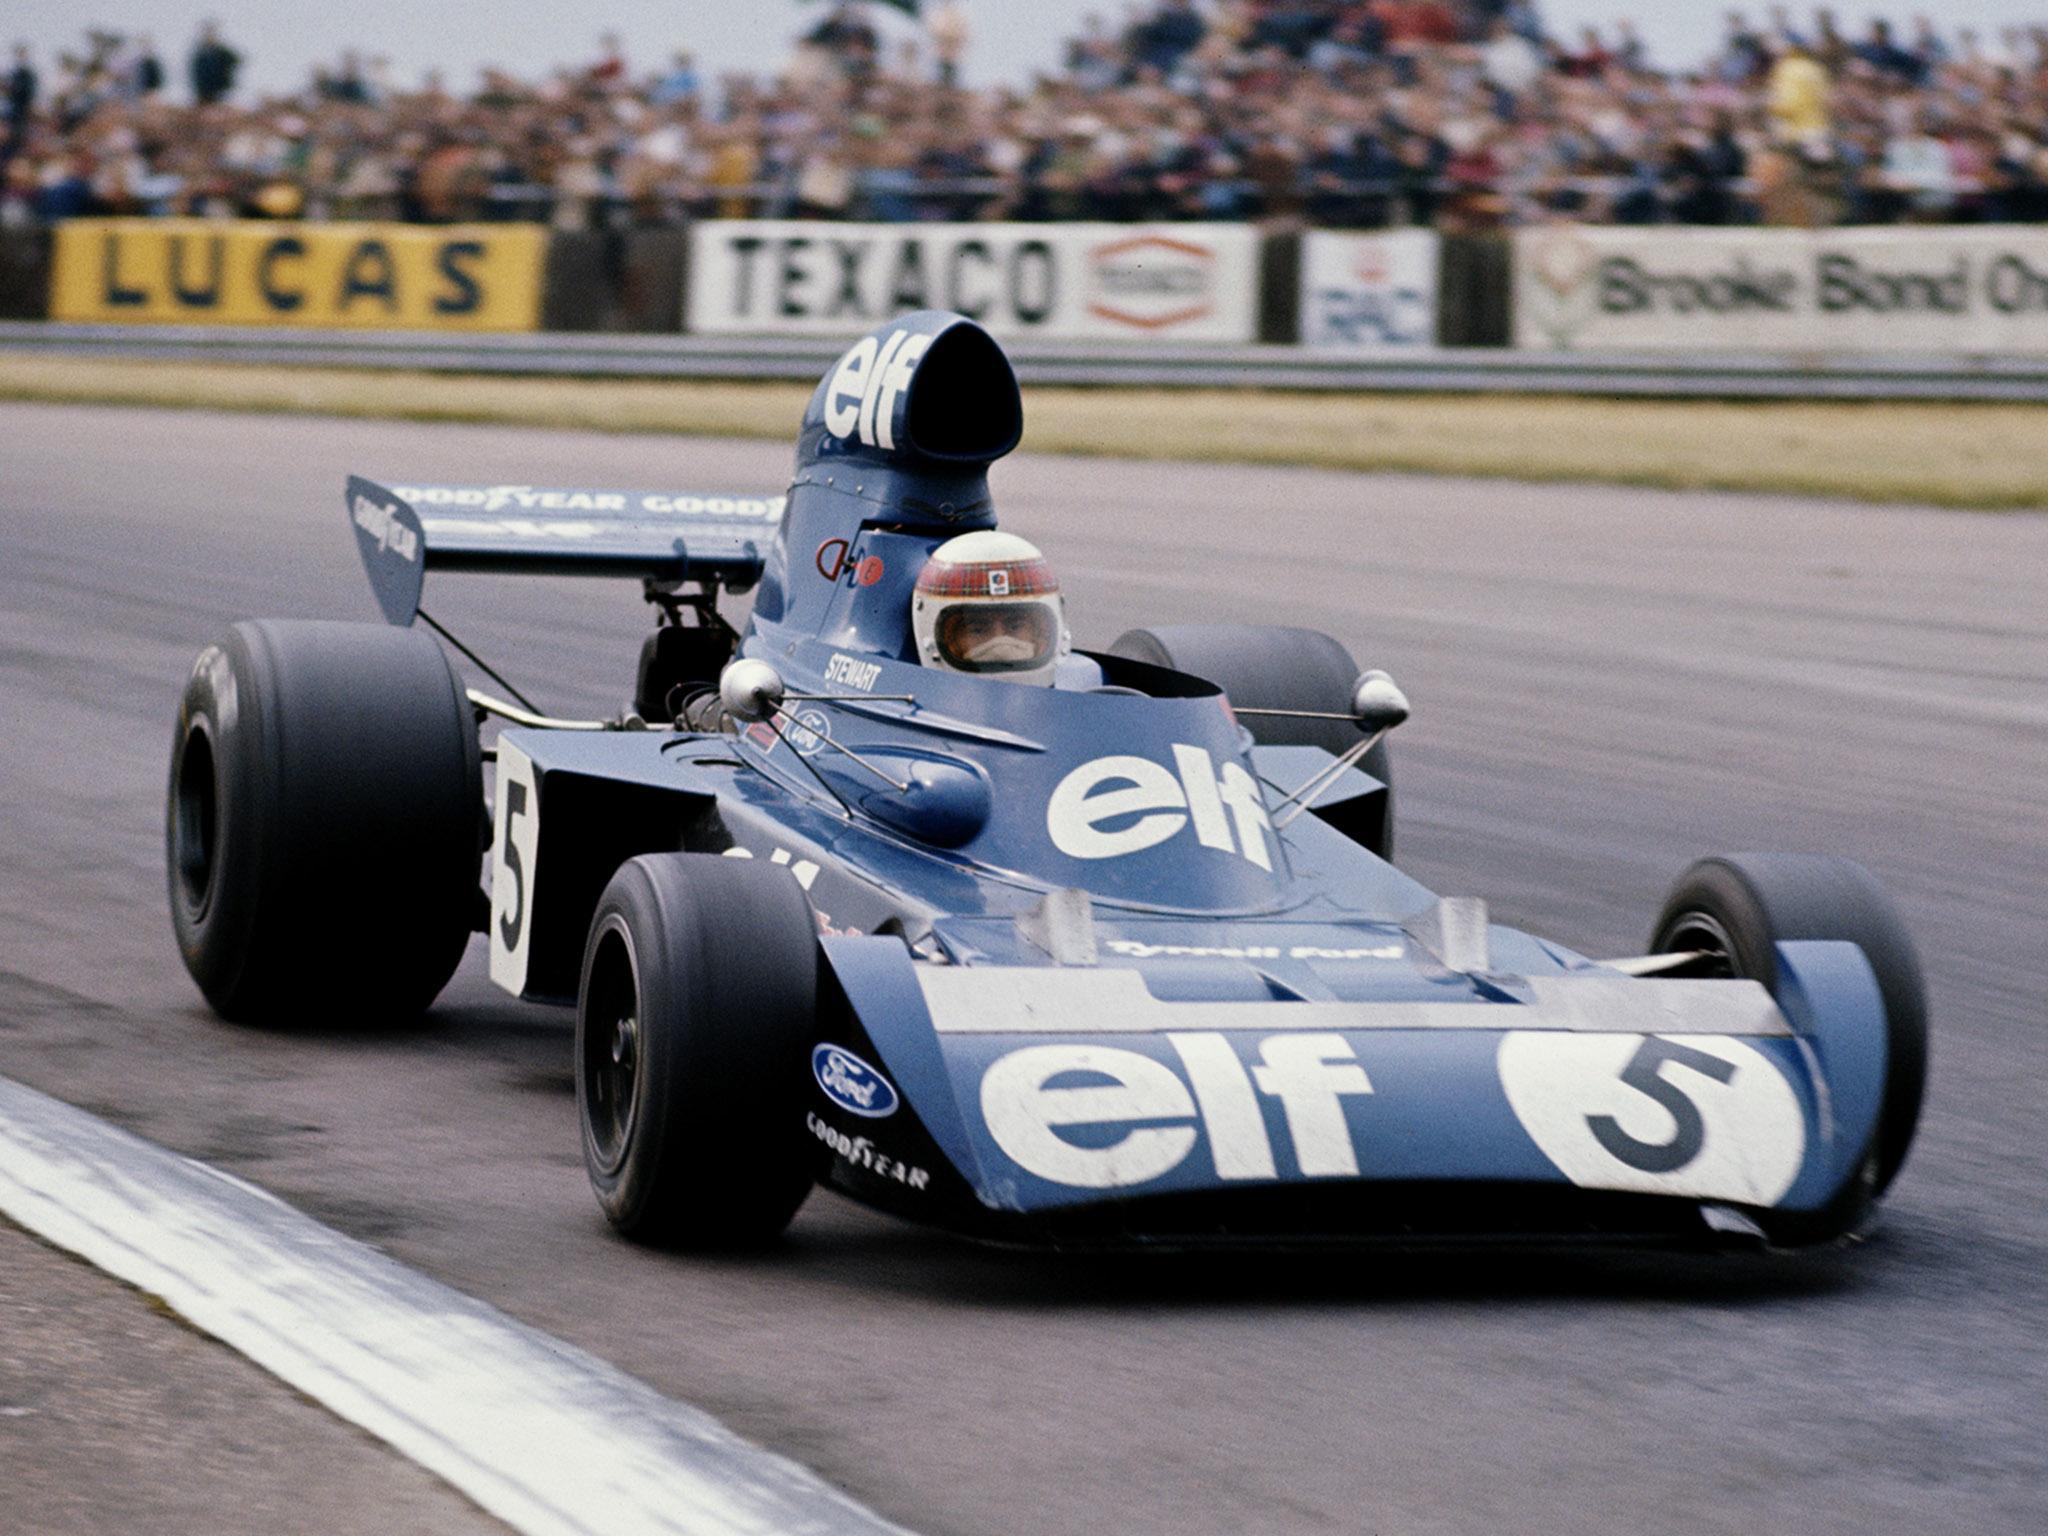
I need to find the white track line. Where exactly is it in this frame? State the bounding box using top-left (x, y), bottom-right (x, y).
top-left (0, 1074), bottom-right (911, 1536)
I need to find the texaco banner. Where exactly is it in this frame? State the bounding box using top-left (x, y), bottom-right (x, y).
top-left (689, 221), bottom-right (1260, 342)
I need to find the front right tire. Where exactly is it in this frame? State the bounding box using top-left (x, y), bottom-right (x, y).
top-left (1650, 852), bottom-right (1928, 1196)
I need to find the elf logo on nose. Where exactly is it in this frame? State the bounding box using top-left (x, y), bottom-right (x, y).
top-left (1047, 746), bottom-right (1274, 869)
top-left (980, 1034), bottom-right (1374, 1188)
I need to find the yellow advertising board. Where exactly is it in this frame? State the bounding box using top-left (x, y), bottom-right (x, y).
top-left (50, 218), bottom-right (546, 330)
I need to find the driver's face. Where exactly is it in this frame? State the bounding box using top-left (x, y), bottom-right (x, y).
top-left (937, 601), bottom-right (1056, 670)
top-left (952, 608), bottom-right (1037, 647)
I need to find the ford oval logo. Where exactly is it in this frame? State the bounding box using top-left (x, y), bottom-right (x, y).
top-left (812, 1044), bottom-right (898, 1119)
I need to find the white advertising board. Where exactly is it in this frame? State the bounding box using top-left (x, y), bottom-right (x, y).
top-left (688, 221), bottom-right (1261, 342)
top-left (1298, 230), bottom-right (1440, 350)
top-left (1516, 224), bottom-right (2048, 354)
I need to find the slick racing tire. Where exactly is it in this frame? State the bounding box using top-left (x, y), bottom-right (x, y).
top-left (1109, 624), bottom-right (1394, 860)
top-left (166, 620), bottom-right (482, 1026)
top-left (1650, 853), bottom-right (1928, 1198)
top-left (577, 853), bottom-right (820, 1247)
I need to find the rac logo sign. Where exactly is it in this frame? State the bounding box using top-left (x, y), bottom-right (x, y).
top-left (1046, 746), bottom-right (1275, 870)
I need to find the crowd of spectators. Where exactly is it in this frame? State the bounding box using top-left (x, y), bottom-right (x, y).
top-left (4, 4), bottom-right (2048, 231)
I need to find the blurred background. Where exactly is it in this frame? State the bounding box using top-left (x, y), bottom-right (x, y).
top-left (5, 1), bottom-right (2047, 228)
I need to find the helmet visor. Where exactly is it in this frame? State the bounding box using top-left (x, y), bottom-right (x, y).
top-left (935, 601), bottom-right (1059, 674)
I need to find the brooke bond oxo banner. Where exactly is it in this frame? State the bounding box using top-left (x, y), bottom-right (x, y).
top-left (687, 220), bottom-right (1260, 342)
top-left (1516, 224), bottom-right (2048, 354)
top-left (51, 218), bottom-right (546, 329)
top-left (1298, 230), bottom-right (1439, 350)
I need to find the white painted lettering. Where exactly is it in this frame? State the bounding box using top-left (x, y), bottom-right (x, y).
top-left (1167, 1033), bottom-right (1277, 1180)
top-left (980, 1044), bottom-right (1197, 1189)
top-left (1046, 755), bottom-right (1188, 860)
top-left (825, 336), bottom-right (878, 439)
top-left (1047, 746), bottom-right (1277, 870)
top-left (825, 653), bottom-right (883, 691)
top-left (1172, 743), bottom-right (1234, 854)
top-left (872, 332), bottom-right (932, 451)
top-left (1251, 1035), bottom-right (1374, 1177)
top-left (859, 329), bottom-right (908, 446)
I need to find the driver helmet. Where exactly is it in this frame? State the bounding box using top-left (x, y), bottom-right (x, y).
top-left (911, 531), bottom-right (1069, 687)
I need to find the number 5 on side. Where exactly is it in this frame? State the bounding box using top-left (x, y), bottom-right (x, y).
top-left (1587, 1035), bottom-right (1738, 1174)
top-left (489, 741), bottom-right (539, 995)
top-left (1498, 1031), bottom-right (1807, 1206)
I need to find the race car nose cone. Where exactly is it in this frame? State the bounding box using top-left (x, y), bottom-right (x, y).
top-left (720, 658), bottom-right (787, 722)
top-left (1351, 670), bottom-right (1411, 733)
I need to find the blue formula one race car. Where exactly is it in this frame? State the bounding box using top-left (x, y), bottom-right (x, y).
top-left (165, 311), bottom-right (1928, 1252)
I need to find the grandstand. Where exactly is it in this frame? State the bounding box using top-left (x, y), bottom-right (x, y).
top-left (3, 3), bottom-right (2045, 230)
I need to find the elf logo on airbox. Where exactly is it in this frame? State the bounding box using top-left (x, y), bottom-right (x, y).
top-left (1047, 746), bottom-right (1274, 870)
top-left (980, 1036), bottom-right (1373, 1189)
top-left (823, 328), bottom-right (934, 452)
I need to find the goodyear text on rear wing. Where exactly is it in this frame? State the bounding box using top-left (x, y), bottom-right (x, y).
top-left (346, 476), bottom-right (786, 626)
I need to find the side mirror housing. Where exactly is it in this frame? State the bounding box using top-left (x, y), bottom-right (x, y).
top-left (719, 658), bottom-right (787, 722)
top-left (1351, 670), bottom-right (1411, 735)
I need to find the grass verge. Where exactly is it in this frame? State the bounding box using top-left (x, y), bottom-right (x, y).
top-left (0, 351), bottom-right (2041, 510)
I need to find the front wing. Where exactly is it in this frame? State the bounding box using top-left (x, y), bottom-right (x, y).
top-left (807, 938), bottom-right (1890, 1248)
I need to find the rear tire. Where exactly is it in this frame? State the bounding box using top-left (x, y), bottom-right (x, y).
top-left (1109, 623), bottom-right (1394, 860)
top-left (166, 620), bottom-right (482, 1025)
top-left (577, 853), bottom-right (820, 1247)
top-left (1650, 853), bottom-right (1928, 1196)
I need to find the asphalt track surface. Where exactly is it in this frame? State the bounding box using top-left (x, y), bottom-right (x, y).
top-left (0, 1216), bottom-right (507, 1536)
top-left (3, 401), bottom-right (2045, 1535)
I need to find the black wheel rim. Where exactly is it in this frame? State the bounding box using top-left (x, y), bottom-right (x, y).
top-left (583, 919), bottom-right (642, 1177)
top-left (1657, 908), bottom-right (1738, 979)
top-left (172, 721), bottom-right (219, 921)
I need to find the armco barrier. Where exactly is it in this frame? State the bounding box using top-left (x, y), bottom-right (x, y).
top-left (6, 321), bottom-right (2046, 401)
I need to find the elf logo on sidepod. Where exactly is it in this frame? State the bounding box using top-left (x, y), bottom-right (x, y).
top-left (1047, 746), bottom-right (1274, 869)
top-left (812, 1044), bottom-right (899, 1118)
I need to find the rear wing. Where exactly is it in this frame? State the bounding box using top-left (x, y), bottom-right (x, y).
top-left (346, 476), bottom-right (785, 626)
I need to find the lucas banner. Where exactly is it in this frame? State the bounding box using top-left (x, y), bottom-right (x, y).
top-left (687, 220), bottom-right (1260, 342)
top-left (1298, 230), bottom-right (1439, 350)
top-left (50, 219), bottom-right (546, 330)
top-left (1516, 224), bottom-right (2048, 354)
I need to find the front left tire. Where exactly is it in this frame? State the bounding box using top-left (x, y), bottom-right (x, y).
top-left (577, 853), bottom-right (822, 1247)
